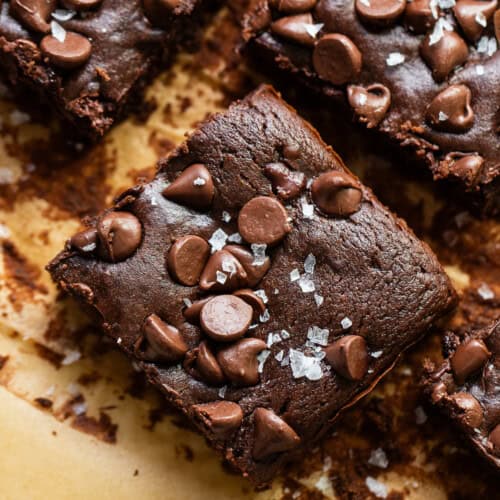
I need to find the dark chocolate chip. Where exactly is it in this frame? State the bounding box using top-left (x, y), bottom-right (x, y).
top-left (69, 228), bottom-right (98, 254)
top-left (225, 245), bottom-right (271, 287)
top-left (199, 250), bottom-right (248, 293)
top-left (138, 314), bottom-right (188, 362)
top-left (252, 407), bottom-right (300, 460)
top-left (311, 171), bottom-right (362, 216)
top-left (200, 295), bottom-right (253, 342)
top-left (325, 335), bottom-right (369, 381)
top-left (195, 341), bottom-right (226, 385)
top-left (234, 289), bottom-right (267, 320)
top-left (313, 34), bottom-right (362, 85)
top-left (97, 211), bottom-right (142, 262)
top-left (217, 338), bottom-right (268, 386)
top-left (355, 0), bottom-right (406, 26)
top-left (449, 392), bottom-right (484, 428)
top-left (450, 338), bottom-right (490, 385)
top-left (40, 32), bottom-right (92, 69)
top-left (453, 0), bottom-right (498, 42)
top-left (238, 196), bottom-right (291, 246)
top-left (269, 0), bottom-right (318, 13)
top-left (404, 0), bottom-right (438, 33)
top-left (61, 0), bottom-right (102, 9)
top-left (420, 31), bottom-right (468, 82)
top-left (264, 162), bottom-right (306, 200)
top-left (270, 13), bottom-right (316, 46)
top-left (183, 296), bottom-right (213, 324)
top-left (489, 424), bottom-right (500, 452)
top-left (426, 84), bottom-right (474, 133)
top-left (167, 235), bottom-right (210, 286)
top-left (192, 401), bottom-right (243, 438)
top-left (10, 0), bottom-right (55, 33)
top-left (162, 164), bottom-right (215, 211)
top-left (347, 83), bottom-right (391, 128)
top-left (439, 153), bottom-right (484, 186)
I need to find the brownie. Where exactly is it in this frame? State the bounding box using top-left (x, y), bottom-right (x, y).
top-left (424, 320), bottom-right (500, 472)
top-left (243, 1), bottom-right (500, 214)
top-left (47, 85), bottom-right (456, 485)
top-left (0, 0), bottom-right (215, 139)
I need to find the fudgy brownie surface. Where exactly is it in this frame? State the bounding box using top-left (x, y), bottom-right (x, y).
top-left (0, 0), bottom-right (212, 139)
top-left (243, 0), bottom-right (500, 214)
top-left (48, 85), bottom-right (456, 485)
top-left (424, 320), bottom-right (500, 472)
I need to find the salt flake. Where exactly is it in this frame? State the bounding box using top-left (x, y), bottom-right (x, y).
top-left (314, 294), bottom-right (324, 307)
top-left (341, 317), bottom-right (353, 330)
top-left (257, 350), bottom-right (271, 373)
top-left (477, 283), bottom-right (494, 300)
top-left (368, 448), bottom-right (389, 469)
top-left (304, 23), bottom-right (323, 38)
top-left (193, 177), bottom-right (206, 186)
top-left (289, 349), bottom-right (323, 381)
top-left (302, 200), bottom-right (315, 219)
top-left (307, 326), bottom-right (329, 346)
top-left (51, 21), bottom-right (66, 42)
top-left (304, 253), bottom-right (316, 274)
top-left (216, 271), bottom-right (227, 284)
top-left (208, 228), bottom-right (228, 252)
top-left (386, 52), bottom-right (405, 66)
top-left (298, 275), bottom-right (315, 293)
top-left (365, 477), bottom-right (388, 499)
top-left (251, 243), bottom-right (267, 265)
top-left (290, 268), bottom-right (301, 282)
top-left (52, 9), bottom-right (76, 22)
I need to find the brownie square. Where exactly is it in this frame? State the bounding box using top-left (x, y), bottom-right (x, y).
top-left (243, 1), bottom-right (500, 214)
top-left (424, 320), bottom-right (500, 471)
top-left (0, 0), bottom-right (214, 139)
top-left (48, 84), bottom-right (456, 485)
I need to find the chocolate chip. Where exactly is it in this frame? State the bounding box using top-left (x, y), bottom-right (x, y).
top-left (311, 171), bottom-right (362, 216)
top-left (195, 341), bottom-right (226, 385)
top-left (97, 211), bottom-right (142, 262)
top-left (347, 83), bottom-right (391, 128)
top-left (238, 196), bottom-right (291, 246)
top-left (10, 0), bottom-right (55, 33)
top-left (168, 235), bottom-right (210, 286)
top-left (325, 335), bottom-right (368, 381)
top-left (192, 401), bottom-right (243, 438)
top-left (313, 34), bottom-right (362, 85)
top-left (264, 162), bottom-right (306, 200)
top-left (426, 84), bottom-right (474, 133)
top-left (431, 381), bottom-right (448, 403)
top-left (162, 164), bottom-right (215, 211)
top-left (453, 0), bottom-right (498, 42)
top-left (200, 295), bottom-right (253, 342)
top-left (420, 31), bottom-right (468, 82)
top-left (404, 0), bottom-right (438, 33)
top-left (449, 392), bottom-right (484, 428)
top-left (234, 289), bottom-right (267, 320)
top-left (137, 314), bottom-right (188, 362)
top-left (217, 338), bottom-right (268, 386)
top-left (225, 245), bottom-right (271, 287)
top-left (69, 228), bottom-right (98, 254)
top-left (61, 0), bottom-right (102, 9)
top-left (183, 296), bottom-right (213, 324)
top-left (439, 153), bottom-right (484, 186)
top-left (270, 13), bottom-right (316, 46)
top-left (282, 140), bottom-right (301, 160)
top-left (199, 250), bottom-right (248, 293)
top-left (40, 32), bottom-right (92, 69)
top-left (252, 407), bottom-right (300, 460)
top-left (495, 10), bottom-right (500, 43)
top-left (355, 0), bottom-right (406, 26)
top-left (451, 339), bottom-right (490, 385)
top-left (270, 0), bottom-right (318, 13)
top-left (489, 424), bottom-right (500, 452)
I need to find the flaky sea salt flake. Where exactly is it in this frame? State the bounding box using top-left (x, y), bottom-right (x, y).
top-left (254, 289), bottom-right (268, 304)
top-left (475, 12), bottom-right (487, 27)
top-left (307, 326), bottom-right (329, 346)
top-left (302, 200), bottom-right (315, 219)
top-left (386, 52), bottom-right (405, 66)
top-left (314, 294), bottom-right (324, 307)
top-left (365, 477), bottom-right (388, 498)
top-left (477, 282), bottom-right (494, 300)
top-left (290, 268), bottom-right (300, 282)
top-left (257, 350), bottom-right (271, 373)
top-left (289, 349), bottom-right (323, 380)
top-left (304, 253), bottom-right (316, 274)
top-left (304, 23), bottom-right (323, 38)
top-left (341, 317), bottom-right (353, 330)
top-left (52, 9), bottom-right (76, 22)
top-left (51, 20), bottom-right (66, 42)
top-left (298, 275), bottom-right (315, 293)
top-left (368, 448), bottom-right (389, 469)
top-left (208, 228), bottom-right (228, 252)
top-left (216, 271), bottom-right (227, 284)
top-left (251, 243), bottom-right (267, 265)
top-left (260, 309), bottom-right (270, 323)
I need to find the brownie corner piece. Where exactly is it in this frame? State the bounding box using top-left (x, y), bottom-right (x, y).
top-left (48, 84), bottom-right (456, 485)
top-left (423, 320), bottom-right (500, 471)
top-left (0, 0), bottom-right (213, 139)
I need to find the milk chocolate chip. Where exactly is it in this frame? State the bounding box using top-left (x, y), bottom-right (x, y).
top-left (451, 339), bottom-right (490, 384)
top-left (325, 335), bottom-right (369, 381)
top-left (355, 0), bottom-right (407, 27)
top-left (10, 0), bottom-right (56, 33)
top-left (70, 228), bottom-right (98, 254)
top-left (97, 211), bottom-right (142, 262)
top-left (404, 0), bottom-right (438, 33)
top-left (347, 84), bottom-right (391, 128)
top-left (311, 171), bottom-right (362, 216)
top-left (271, 13), bottom-right (316, 46)
top-left (168, 235), bottom-right (210, 286)
top-left (252, 408), bottom-right (300, 460)
top-left (453, 0), bottom-right (498, 42)
top-left (61, 0), bottom-right (102, 9)
top-left (233, 289), bottom-right (267, 319)
top-left (195, 341), bottom-right (225, 385)
top-left (199, 250), bottom-right (248, 293)
top-left (449, 392), bottom-right (484, 428)
top-left (225, 245), bottom-right (271, 287)
top-left (40, 32), bottom-right (92, 69)
top-left (193, 401), bottom-right (243, 438)
top-left (264, 162), bottom-right (306, 200)
top-left (183, 296), bottom-right (213, 324)
top-left (489, 424), bottom-right (500, 453)
top-left (270, 0), bottom-right (317, 13)
top-left (439, 153), bottom-right (484, 186)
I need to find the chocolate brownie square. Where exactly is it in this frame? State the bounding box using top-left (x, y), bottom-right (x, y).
top-left (0, 0), bottom-right (215, 139)
top-left (243, 1), bottom-right (500, 214)
top-left (47, 85), bottom-right (456, 485)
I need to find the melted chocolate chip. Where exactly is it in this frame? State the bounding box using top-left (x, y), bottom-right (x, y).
top-left (355, 0), bottom-right (407, 27)
top-left (453, 0), bottom-right (498, 42)
top-left (217, 338), bottom-right (268, 386)
top-left (10, 0), bottom-right (55, 33)
top-left (440, 152), bottom-right (484, 186)
top-left (431, 381), bottom-right (448, 403)
top-left (313, 34), bottom-right (362, 85)
top-left (311, 171), bottom-right (362, 216)
top-left (489, 424), bottom-right (500, 453)
top-left (449, 392), bottom-right (484, 428)
top-left (168, 235), bottom-right (210, 286)
top-left (40, 32), bottom-right (92, 69)
top-left (183, 296), bottom-right (213, 324)
top-left (200, 295), bottom-right (253, 342)
top-left (238, 196), bottom-right (291, 246)
top-left (233, 289), bottom-right (267, 320)
top-left (163, 164), bottom-right (215, 211)
top-left (426, 84), bottom-right (474, 133)
top-left (451, 339), bottom-right (490, 385)
top-left (252, 407), bottom-right (300, 460)
top-left (270, 13), bottom-right (316, 46)
top-left (199, 250), bottom-right (248, 293)
top-left (420, 31), bottom-right (468, 82)
top-left (97, 211), bottom-right (142, 262)
top-left (270, 0), bottom-right (318, 13)
top-left (192, 401), bottom-right (243, 438)
top-left (195, 341), bottom-right (226, 385)
top-left (137, 314), bottom-right (188, 362)
top-left (404, 0), bottom-right (438, 33)
top-left (264, 162), bottom-right (306, 200)
top-left (225, 245), bottom-right (271, 287)
top-left (69, 228), bottom-right (98, 254)
top-left (347, 83), bottom-right (391, 128)
top-left (325, 335), bottom-right (369, 381)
